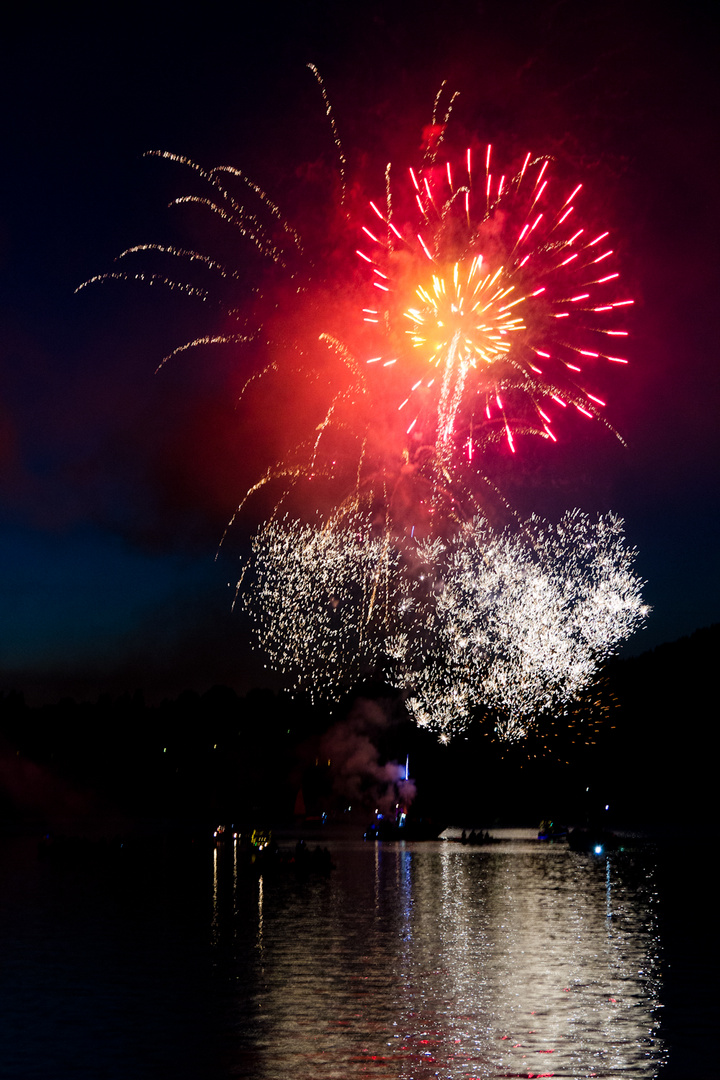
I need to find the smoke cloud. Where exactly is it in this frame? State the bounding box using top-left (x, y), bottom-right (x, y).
top-left (319, 697), bottom-right (416, 815)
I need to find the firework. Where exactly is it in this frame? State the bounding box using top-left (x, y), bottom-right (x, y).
top-left (243, 510), bottom-right (647, 739)
top-left (405, 512), bottom-right (647, 740)
top-left (78, 76), bottom-right (631, 524)
top-left (241, 511), bottom-right (404, 701)
top-left (359, 122), bottom-right (632, 468)
top-left (78, 73), bottom-right (646, 742)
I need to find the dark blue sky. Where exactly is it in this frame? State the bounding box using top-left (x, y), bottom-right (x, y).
top-left (1, 2), bottom-right (718, 702)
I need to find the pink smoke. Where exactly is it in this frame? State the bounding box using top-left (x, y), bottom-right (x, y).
top-left (319, 697), bottom-right (416, 815)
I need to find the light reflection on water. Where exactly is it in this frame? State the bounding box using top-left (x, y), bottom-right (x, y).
top-left (213, 839), bottom-right (666, 1079)
top-left (0, 835), bottom-right (670, 1078)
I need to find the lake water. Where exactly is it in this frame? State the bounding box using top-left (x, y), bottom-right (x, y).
top-left (0, 830), bottom-right (710, 1078)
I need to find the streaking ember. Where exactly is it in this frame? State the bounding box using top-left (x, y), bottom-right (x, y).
top-left (243, 509), bottom-right (647, 741)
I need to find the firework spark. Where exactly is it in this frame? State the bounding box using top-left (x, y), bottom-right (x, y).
top-left (404, 511), bottom-right (648, 740)
top-left (242, 510), bottom-right (647, 740)
top-left (359, 125), bottom-right (631, 466)
top-left (240, 511), bottom-right (402, 701)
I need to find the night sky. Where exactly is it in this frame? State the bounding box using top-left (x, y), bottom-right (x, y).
top-left (1, 1), bottom-right (717, 704)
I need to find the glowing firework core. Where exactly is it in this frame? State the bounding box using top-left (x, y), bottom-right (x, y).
top-left (405, 257), bottom-right (527, 450)
top-left (406, 259), bottom-right (523, 371)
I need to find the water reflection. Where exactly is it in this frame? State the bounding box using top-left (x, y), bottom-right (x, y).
top-left (213, 839), bottom-right (666, 1079)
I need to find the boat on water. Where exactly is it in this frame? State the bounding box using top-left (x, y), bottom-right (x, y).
top-left (538, 819), bottom-right (569, 841)
top-left (363, 807), bottom-right (445, 842)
